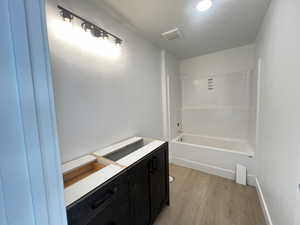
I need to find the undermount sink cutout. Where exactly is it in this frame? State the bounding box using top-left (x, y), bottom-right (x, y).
top-left (93, 137), bottom-right (153, 163)
top-left (104, 139), bottom-right (145, 161)
top-left (62, 137), bottom-right (156, 189)
top-left (63, 160), bottom-right (106, 188)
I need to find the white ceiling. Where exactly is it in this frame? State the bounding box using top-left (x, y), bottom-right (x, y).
top-left (92, 0), bottom-right (270, 59)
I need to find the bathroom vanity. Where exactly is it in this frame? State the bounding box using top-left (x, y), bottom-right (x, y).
top-left (63, 137), bottom-right (169, 225)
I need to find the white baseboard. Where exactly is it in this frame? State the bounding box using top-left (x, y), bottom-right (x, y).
top-left (255, 178), bottom-right (273, 225)
top-left (170, 156), bottom-right (256, 186)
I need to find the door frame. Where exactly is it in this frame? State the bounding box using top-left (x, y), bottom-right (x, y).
top-left (161, 50), bottom-right (167, 140)
top-left (2, 0), bottom-right (67, 225)
top-left (161, 50), bottom-right (171, 141)
top-left (296, 151), bottom-right (300, 225)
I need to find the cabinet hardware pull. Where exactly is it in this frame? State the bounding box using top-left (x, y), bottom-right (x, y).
top-left (150, 157), bottom-right (158, 173)
top-left (91, 187), bottom-right (117, 209)
top-left (149, 160), bottom-right (154, 173)
top-left (152, 157), bottom-right (158, 171)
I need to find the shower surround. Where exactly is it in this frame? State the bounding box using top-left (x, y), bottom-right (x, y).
top-left (181, 70), bottom-right (251, 141)
top-left (169, 45), bottom-right (258, 184)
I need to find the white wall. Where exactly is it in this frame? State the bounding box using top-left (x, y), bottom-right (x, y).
top-left (46, 0), bottom-right (163, 162)
top-left (164, 52), bottom-right (182, 139)
top-left (255, 0), bottom-right (300, 225)
top-left (180, 45), bottom-right (256, 141)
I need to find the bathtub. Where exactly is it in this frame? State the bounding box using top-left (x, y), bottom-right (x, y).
top-left (170, 133), bottom-right (256, 185)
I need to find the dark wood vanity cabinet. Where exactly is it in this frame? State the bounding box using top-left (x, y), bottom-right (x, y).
top-left (128, 143), bottom-right (170, 225)
top-left (148, 147), bottom-right (169, 223)
top-left (67, 142), bottom-right (169, 225)
top-left (129, 159), bottom-right (150, 225)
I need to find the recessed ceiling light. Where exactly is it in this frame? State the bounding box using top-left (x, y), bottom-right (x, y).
top-left (196, 0), bottom-right (213, 12)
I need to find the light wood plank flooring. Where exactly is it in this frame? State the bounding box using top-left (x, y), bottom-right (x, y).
top-left (155, 164), bottom-right (266, 225)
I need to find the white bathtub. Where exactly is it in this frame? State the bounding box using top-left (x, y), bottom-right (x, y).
top-left (176, 134), bottom-right (254, 156)
top-left (170, 133), bottom-right (256, 185)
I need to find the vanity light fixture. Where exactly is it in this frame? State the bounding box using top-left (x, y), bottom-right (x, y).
top-left (196, 0), bottom-right (213, 12)
top-left (91, 27), bottom-right (102, 38)
top-left (58, 5), bottom-right (123, 47)
top-left (81, 22), bottom-right (93, 33)
top-left (102, 32), bottom-right (109, 41)
top-left (60, 9), bottom-right (73, 22)
top-left (115, 38), bottom-right (122, 46)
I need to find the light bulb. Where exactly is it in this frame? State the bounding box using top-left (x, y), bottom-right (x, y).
top-left (51, 19), bottom-right (73, 42)
top-left (196, 0), bottom-right (212, 12)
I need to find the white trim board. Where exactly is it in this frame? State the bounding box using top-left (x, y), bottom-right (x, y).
top-left (255, 178), bottom-right (273, 225)
top-left (170, 156), bottom-right (256, 186)
top-left (255, 58), bottom-right (262, 148)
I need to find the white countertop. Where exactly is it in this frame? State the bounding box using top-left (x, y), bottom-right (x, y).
top-left (64, 164), bottom-right (124, 207)
top-left (64, 139), bottom-right (165, 207)
top-left (117, 140), bottom-right (165, 166)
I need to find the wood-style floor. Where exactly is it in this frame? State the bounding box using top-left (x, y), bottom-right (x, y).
top-left (155, 164), bottom-right (266, 225)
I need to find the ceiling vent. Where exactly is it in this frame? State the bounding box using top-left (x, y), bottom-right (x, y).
top-left (161, 28), bottom-right (182, 41)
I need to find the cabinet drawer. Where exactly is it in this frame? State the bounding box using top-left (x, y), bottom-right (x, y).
top-left (87, 201), bottom-right (130, 225)
top-left (67, 175), bottom-right (129, 225)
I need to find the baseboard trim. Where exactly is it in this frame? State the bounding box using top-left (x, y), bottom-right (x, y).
top-left (255, 178), bottom-right (273, 225)
top-left (170, 156), bottom-right (256, 186)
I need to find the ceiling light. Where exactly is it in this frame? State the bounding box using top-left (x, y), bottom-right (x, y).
top-left (196, 0), bottom-right (213, 12)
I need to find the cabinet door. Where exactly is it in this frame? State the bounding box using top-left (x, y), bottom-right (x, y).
top-left (129, 160), bottom-right (150, 225)
top-left (149, 147), bottom-right (167, 223)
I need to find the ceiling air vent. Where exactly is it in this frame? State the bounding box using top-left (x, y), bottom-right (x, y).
top-left (161, 28), bottom-right (182, 41)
